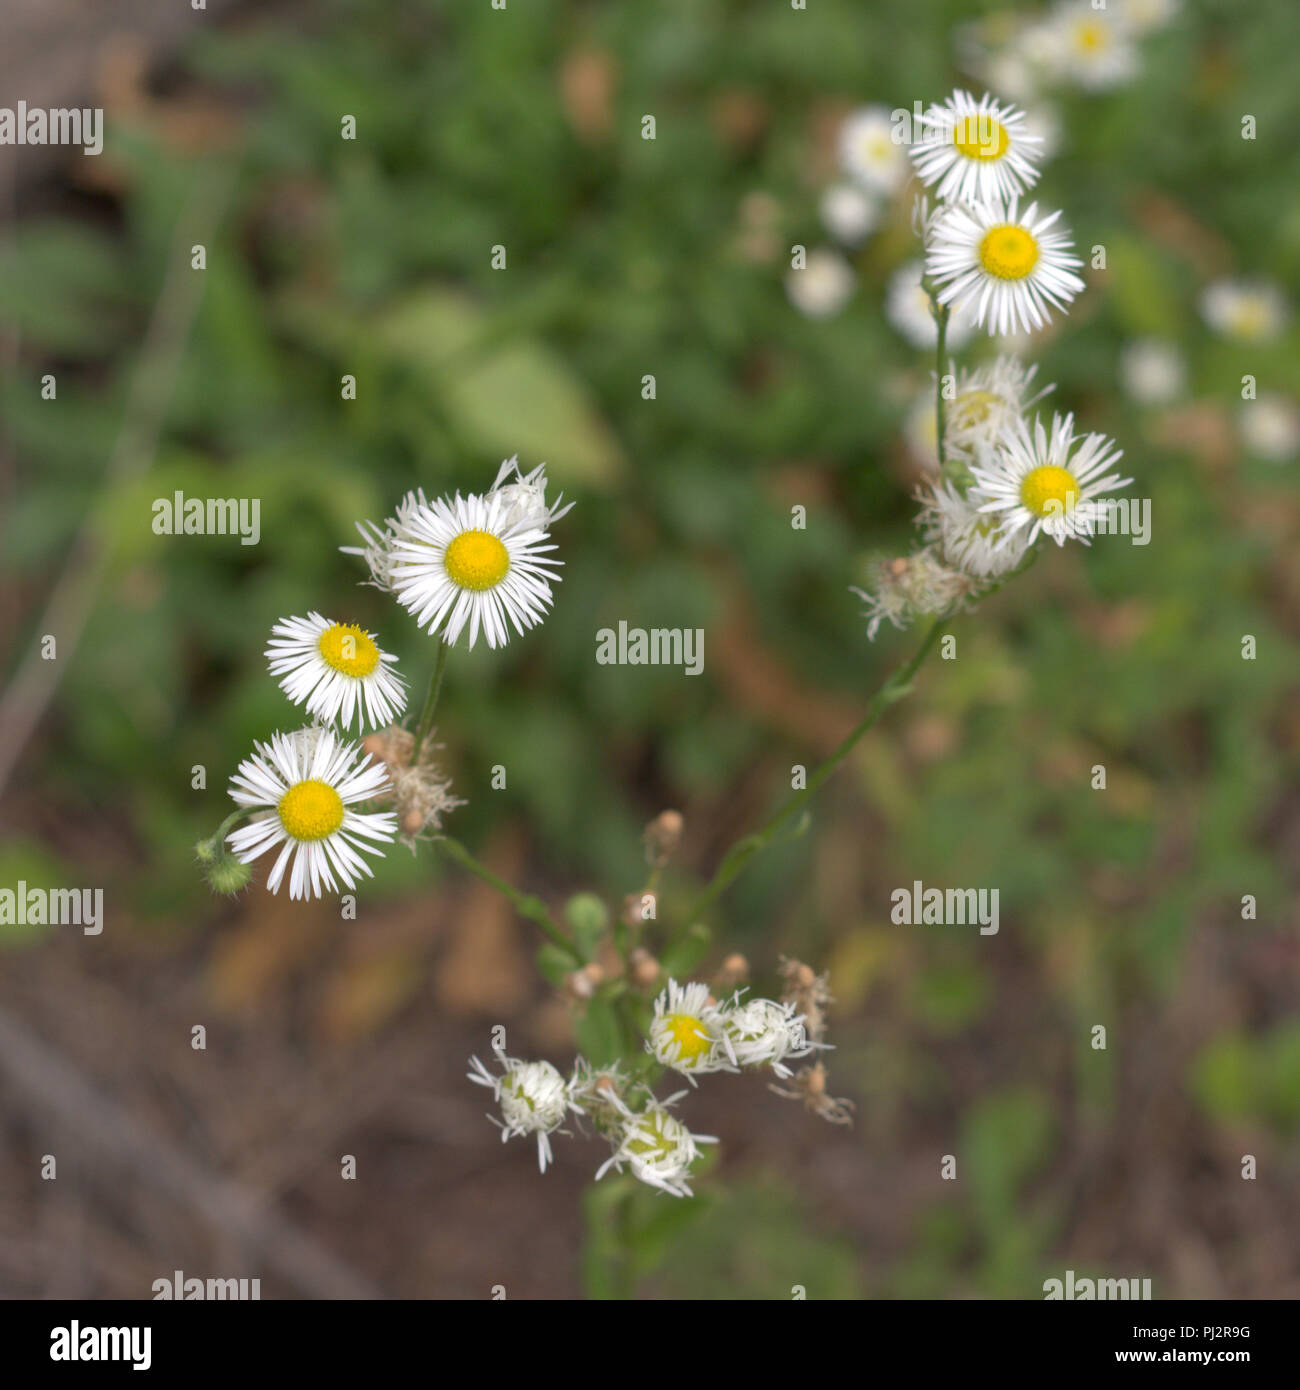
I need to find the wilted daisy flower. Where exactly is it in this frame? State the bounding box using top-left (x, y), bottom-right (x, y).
top-left (487, 454), bottom-right (576, 532)
top-left (647, 979), bottom-right (736, 1079)
top-left (1042, 0), bottom-right (1139, 90)
top-left (568, 1058), bottom-right (638, 1130)
top-left (374, 465), bottom-right (567, 650)
top-left (595, 1099), bottom-right (717, 1198)
top-left (886, 260), bottom-right (977, 351)
top-left (852, 547), bottom-right (975, 640)
top-left (909, 90), bottom-right (1043, 207)
top-left (837, 104), bottom-right (908, 195)
top-left (722, 996), bottom-right (818, 1079)
top-left (265, 613), bottom-right (407, 733)
top-left (468, 1045), bottom-right (571, 1173)
top-left (786, 247), bottom-right (856, 319)
top-left (927, 197), bottom-right (1085, 338)
top-left (1200, 279), bottom-right (1289, 344)
top-left (971, 411), bottom-right (1131, 547)
top-left (226, 726), bottom-right (396, 900)
top-left (1240, 394), bottom-right (1300, 462)
top-left (943, 355), bottom-right (1052, 463)
top-left (820, 182), bottom-right (880, 245)
top-left (922, 479), bottom-right (1033, 579)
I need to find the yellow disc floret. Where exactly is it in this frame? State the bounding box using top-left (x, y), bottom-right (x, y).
top-left (661, 1012), bottom-right (714, 1065)
top-left (1020, 465), bottom-right (1080, 518)
top-left (978, 225), bottom-right (1039, 280)
top-left (954, 115), bottom-right (1009, 162)
top-left (278, 779), bottom-right (345, 841)
top-left (317, 622), bottom-right (381, 677)
top-left (950, 389), bottom-right (1005, 430)
top-left (444, 529), bottom-right (510, 591)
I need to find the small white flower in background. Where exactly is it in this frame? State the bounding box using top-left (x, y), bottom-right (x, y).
top-left (922, 479), bottom-right (1033, 580)
top-left (265, 613), bottom-right (407, 733)
top-left (367, 464), bottom-right (567, 650)
top-left (468, 1046), bottom-right (572, 1173)
top-left (1200, 279), bottom-right (1289, 344)
top-left (837, 104), bottom-right (908, 195)
top-left (1240, 394), bottom-right (1300, 462)
top-left (1041, 0), bottom-right (1140, 91)
top-left (722, 996), bottom-right (818, 1079)
top-left (1119, 339), bottom-right (1186, 405)
top-left (596, 1098), bottom-right (717, 1198)
top-left (886, 260), bottom-right (977, 351)
top-left (942, 355), bottom-right (1053, 464)
top-left (971, 411), bottom-right (1131, 548)
top-left (819, 182), bottom-right (880, 245)
top-left (909, 89), bottom-right (1044, 207)
top-left (226, 726), bottom-right (396, 899)
top-left (852, 548), bottom-right (974, 641)
top-left (1116, 0), bottom-right (1181, 38)
top-left (954, 15), bottom-right (1044, 105)
top-left (1021, 103), bottom-right (1063, 160)
top-left (927, 196), bottom-right (1085, 338)
top-left (647, 978), bottom-right (736, 1079)
top-left (786, 247), bottom-right (856, 319)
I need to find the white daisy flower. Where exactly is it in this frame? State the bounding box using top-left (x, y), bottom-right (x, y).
top-left (225, 726), bottom-right (396, 900)
top-left (265, 612), bottom-right (407, 733)
top-left (820, 182), bottom-right (880, 245)
top-left (837, 104), bottom-right (908, 195)
top-left (384, 471), bottom-right (567, 651)
top-left (922, 479), bottom-right (1033, 579)
top-left (1117, 0), bottom-right (1180, 36)
top-left (926, 197), bottom-right (1085, 338)
top-left (1200, 279), bottom-right (1289, 344)
top-left (468, 1045), bottom-right (571, 1173)
top-left (970, 411), bottom-right (1131, 548)
top-left (886, 260), bottom-right (977, 351)
top-left (943, 355), bottom-right (1053, 463)
top-left (1240, 394), bottom-right (1300, 462)
top-left (487, 454), bottom-right (575, 532)
top-left (1042, 0), bottom-right (1140, 91)
top-left (786, 247), bottom-right (856, 319)
top-left (646, 979), bottom-right (736, 1080)
top-left (909, 90), bottom-right (1043, 208)
top-left (595, 1097), bottom-right (717, 1198)
top-left (722, 996), bottom-right (818, 1079)
top-left (1119, 339), bottom-right (1185, 404)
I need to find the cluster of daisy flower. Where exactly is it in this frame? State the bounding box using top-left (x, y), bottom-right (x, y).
top-left (468, 962), bottom-right (849, 1197)
top-left (194, 457), bottom-right (571, 900)
top-left (845, 82), bottom-right (1134, 639)
top-left (957, 0), bottom-right (1181, 105)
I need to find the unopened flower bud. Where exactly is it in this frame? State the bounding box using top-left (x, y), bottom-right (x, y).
top-left (716, 953), bottom-right (750, 987)
top-left (643, 809), bottom-right (684, 867)
top-left (629, 948), bottom-right (661, 989)
top-left (203, 850), bottom-right (252, 896)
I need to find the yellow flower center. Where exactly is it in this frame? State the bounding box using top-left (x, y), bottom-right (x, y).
top-left (1020, 465), bottom-right (1079, 518)
top-left (950, 389), bottom-right (1005, 430)
top-left (444, 529), bottom-right (510, 591)
top-left (278, 779), bottom-right (345, 841)
top-left (626, 1112), bottom-right (676, 1160)
top-left (1074, 20), bottom-right (1109, 53)
top-left (978, 225), bottom-right (1039, 280)
top-left (954, 115), bottom-right (1009, 161)
top-left (663, 1013), bottom-right (713, 1064)
top-left (317, 622), bottom-right (381, 677)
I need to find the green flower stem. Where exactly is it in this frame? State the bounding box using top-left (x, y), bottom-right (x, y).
top-left (409, 640), bottom-right (450, 764)
top-left (434, 835), bottom-right (581, 964)
top-left (675, 614), bottom-right (950, 939)
top-left (933, 296), bottom-right (951, 470)
top-left (202, 808), bottom-right (251, 852)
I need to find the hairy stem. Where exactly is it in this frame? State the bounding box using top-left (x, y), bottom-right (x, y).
top-left (409, 640), bottom-right (450, 764)
top-left (933, 298), bottom-right (951, 469)
top-left (678, 614), bottom-right (950, 936)
top-left (435, 835), bottom-right (580, 963)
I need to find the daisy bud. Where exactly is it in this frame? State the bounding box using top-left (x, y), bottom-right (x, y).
top-left (621, 891), bottom-right (656, 928)
top-left (643, 809), bottom-right (684, 867)
top-left (629, 948), bottom-right (660, 990)
top-left (198, 845), bottom-right (253, 896)
top-left (716, 953), bottom-right (750, 988)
